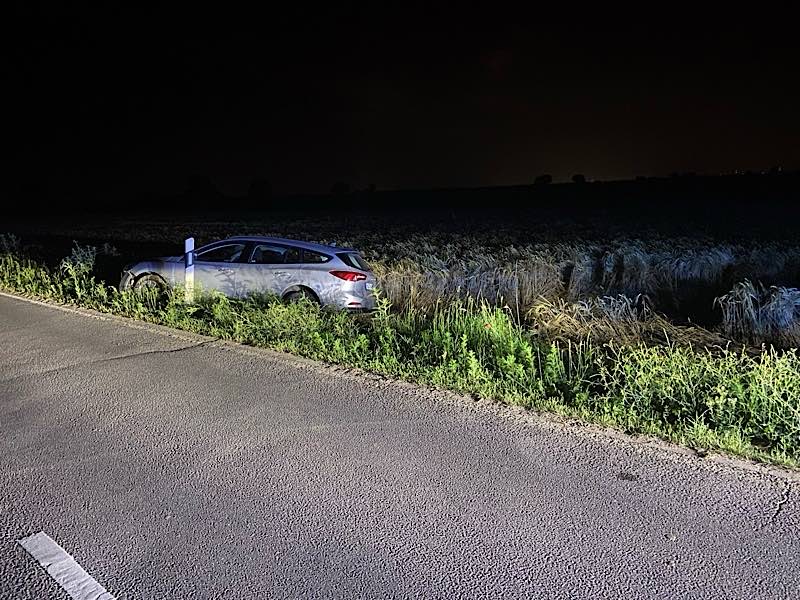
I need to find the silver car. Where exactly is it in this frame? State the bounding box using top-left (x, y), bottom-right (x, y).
top-left (119, 236), bottom-right (377, 310)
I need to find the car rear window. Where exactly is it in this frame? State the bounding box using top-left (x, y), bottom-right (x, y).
top-left (302, 249), bottom-right (331, 264)
top-left (336, 252), bottom-right (371, 271)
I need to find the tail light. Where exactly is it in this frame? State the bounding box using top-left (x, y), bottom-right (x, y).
top-left (329, 270), bottom-right (367, 282)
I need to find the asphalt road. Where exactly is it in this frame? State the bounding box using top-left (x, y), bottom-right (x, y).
top-left (1, 293), bottom-right (798, 599)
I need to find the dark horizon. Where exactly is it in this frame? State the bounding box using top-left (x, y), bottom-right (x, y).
top-left (10, 6), bottom-right (800, 204)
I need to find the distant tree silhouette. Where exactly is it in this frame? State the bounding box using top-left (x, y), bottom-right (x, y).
top-left (571, 174), bottom-right (586, 184)
top-left (184, 175), bottom-right (223, 205)
top-left (534, 174), bottom-right (552, 185)
top-left (247, 178), bottom-right (272, 205)
top-left (331, 181), bottom-right (351, 195)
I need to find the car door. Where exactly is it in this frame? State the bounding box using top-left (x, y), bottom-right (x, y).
top-left (193, 243), bottom-right (247, 297)
top-left (236, 243), bottom-right (302, 297)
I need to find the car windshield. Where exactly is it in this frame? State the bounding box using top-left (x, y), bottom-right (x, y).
top-left (336, 252), bottom-right (371, 271)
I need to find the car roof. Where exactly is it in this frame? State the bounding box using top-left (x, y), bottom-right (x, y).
top-left (219, 236), bottom-right (356, 254)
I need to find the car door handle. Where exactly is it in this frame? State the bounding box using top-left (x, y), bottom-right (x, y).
top-left (216, 267), bottom-right (235, 274)
top-left (272, 270), bottom-right (287, 275)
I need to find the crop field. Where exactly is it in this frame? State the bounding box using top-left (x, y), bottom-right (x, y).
top-left (3, 199), bottom-right (800, 466)
top-left (7, 207), bottom-right (800, 351)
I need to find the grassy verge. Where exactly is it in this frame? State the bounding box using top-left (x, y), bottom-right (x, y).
top-left (2, 248), bottom-right (799, 467)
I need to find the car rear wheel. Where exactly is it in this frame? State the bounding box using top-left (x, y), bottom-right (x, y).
top-left (133, 273), bottom-right (167, 292)
top-left (284, 288), bottom-right (319, 304)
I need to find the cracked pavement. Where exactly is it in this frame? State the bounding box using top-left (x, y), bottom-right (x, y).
top-left (1, 293), bottom-right (799, 599)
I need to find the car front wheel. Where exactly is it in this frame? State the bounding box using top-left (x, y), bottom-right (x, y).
top-left (133, 273), bottom-right (167, 292)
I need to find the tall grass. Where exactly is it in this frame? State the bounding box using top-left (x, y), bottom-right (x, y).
top-left (716, 280), bottom-right (800, 348)
top-left (1, 245), bottom-right (798, 466)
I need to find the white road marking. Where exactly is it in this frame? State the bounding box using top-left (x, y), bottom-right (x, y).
top-left (18, 531), bottom-right (115, 600)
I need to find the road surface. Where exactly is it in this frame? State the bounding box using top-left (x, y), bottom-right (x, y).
top-left (0, 293), bottom-right (798, 599)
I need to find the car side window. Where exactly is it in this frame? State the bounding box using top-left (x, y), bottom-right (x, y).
top-left (196, 244), bottom-right (246, 263)
top-left (249, 244), bottom-right (301, 265)
top-left (302, 249), bottom-right (331, 264)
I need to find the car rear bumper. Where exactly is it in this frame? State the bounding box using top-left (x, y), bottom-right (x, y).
top-left (330, 291), bottom-right (376, 310)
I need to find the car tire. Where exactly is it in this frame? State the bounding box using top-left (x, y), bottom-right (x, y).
top-left (133, 273), bottom-right (167, 292)
top-left (284, 288), bottom-right (319, 304)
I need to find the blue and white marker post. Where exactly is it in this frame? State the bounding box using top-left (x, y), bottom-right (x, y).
top-left (184, 237), bottom-right (195, 303)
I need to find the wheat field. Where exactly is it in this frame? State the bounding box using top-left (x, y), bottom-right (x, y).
top-left (5, 213), bottom-right (800, 349)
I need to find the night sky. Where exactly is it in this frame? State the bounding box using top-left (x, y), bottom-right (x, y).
top-left (10, 5), bottom-right (800, 201)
